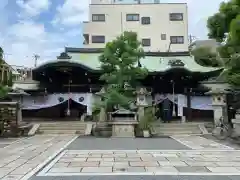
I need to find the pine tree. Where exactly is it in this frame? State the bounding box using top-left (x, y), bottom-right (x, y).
top-left (99, 31), bottom-right (148, 110)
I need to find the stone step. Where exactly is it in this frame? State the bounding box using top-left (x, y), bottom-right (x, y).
top-left (153, 123), bottom-right (204, 127)
top-left (156, 130), bottom-right (201, 135)
top-left (38, 122), bottom-right (87, 134)
top-left (39, 123), bottom-right (86, 126)
top-left (155, 130), bottom-right (202, 134)
top-left (152, 123), bottom-right (203, 135)
top-left (39, 127), bottom-right (86, 130)
top-left (153, 126), bottom-right (201, 130)
top-left (157, 131), bottom-right (201, 136)
top-left (39, 130), bottom-right (79, 134)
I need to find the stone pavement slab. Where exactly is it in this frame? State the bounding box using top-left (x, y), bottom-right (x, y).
top-left (0, 138), bottom-right (21, 148)
top-left (0, 135), bottom-right (77, 180)
top-left (37, 149), bottom-right (240, 176)
top-left (29, 175), bottom-right (240, 180)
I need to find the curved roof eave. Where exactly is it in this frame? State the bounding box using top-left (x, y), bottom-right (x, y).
top-left (146, 66), bottom-right (223, 74)
top-left (33, 60), bottom-right (99, 73)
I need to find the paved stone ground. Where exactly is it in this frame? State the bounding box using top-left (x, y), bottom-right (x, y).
top-left (37, 149), bottom-right (240, 176)
top-left (202, 134), bottom-right (240, 150)
top-left (2, 135), bottom-right (240, 180)
top-left (0, 137), bottom-right (21, 148)
top-left (0, 135), bottom-right (77, 180)
top-left (171, 135), bottom-right (234, 150)
top-left (30, 175), bottom-right (240, 180)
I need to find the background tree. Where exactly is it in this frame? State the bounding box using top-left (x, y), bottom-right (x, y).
top-left (207, 0), bottom-right (240, 87)
top-left (207, 0), bottom-right (240, 42)
top-left (191, 47), bottom-right (221, 67)
top-left (0, 47), bottom-right (9, 99)
top-left (99, 31), bottom-right (148, 110)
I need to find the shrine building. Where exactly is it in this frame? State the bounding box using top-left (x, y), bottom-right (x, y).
top-left (12, 48), bottom-right (222, 122)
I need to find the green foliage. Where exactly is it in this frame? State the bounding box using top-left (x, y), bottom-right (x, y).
top-left (0, 85), bottom-right (9, 99)
top-left (99, 31), bottom-right (148, 110)
top-left (0, 47), bottom-right (9, 99)
top-left (207, 1), bottom-right (240, 87)
top-left (138, 107), bottom-right (156, 130)
top-left (191, 47), bottom-right (221, 67)
top-left (224, 54), bottom-right (240, 86)
top-left (0, 47), bottom-right (3, 60)
top-left (207, 13), bottom-right (227, 42)
top-left (207, 0), bottom-right (240, 42)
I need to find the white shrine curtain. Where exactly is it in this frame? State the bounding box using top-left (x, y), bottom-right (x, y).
top-left (21, 93), bottom-right (93, 115)
top-left (154, 94), bottom-right (180, 105)
top-left (71, 93), bottom-right (93, 115)
top-left (190, 96), bottom-right (212, 110)
top-left (22, 93), bottom-right (69, 110)
top-left (154, 94), bottom-right (213, 110)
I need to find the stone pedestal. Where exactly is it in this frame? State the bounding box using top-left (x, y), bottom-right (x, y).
top-left (181, 116), bottom-right (186, 123)
top-left (109, 108), bottom-right (138, 137)
top-left (109, 121), bottom-right (138, 137)
top-left (99, 108), bottom-right (106, 122)
top-left (138, 106), bottom-right (145, 120)
top-left (17, 106), bottom-right (22, 124)
top-left (232, 114), bottom-right (240, 137)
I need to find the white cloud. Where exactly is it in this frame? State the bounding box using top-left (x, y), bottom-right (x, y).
top-left (53, 0), bottom-right (90, 26)
top-left (2, 20), bottom-right (70, 67)
top-left (16, 0), bottom-right (51, 17)
top-left (8, 21), bottom-right (45, 40)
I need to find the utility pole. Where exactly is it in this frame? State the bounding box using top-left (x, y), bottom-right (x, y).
top-left (189, 35), bottom-right (196, 45)
top-left (33, 54), bottom-right (40, 67)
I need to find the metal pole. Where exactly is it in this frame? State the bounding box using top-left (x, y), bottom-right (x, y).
top-left (172, 81), bottom-right (176, 117)
top-left (120, 12), bottom-right (123, 33)
top-left (66, 79), bottom-right (71, 116)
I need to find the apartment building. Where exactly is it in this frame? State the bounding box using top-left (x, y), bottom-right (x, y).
top-left (82, 0), bottom-right (188, 52)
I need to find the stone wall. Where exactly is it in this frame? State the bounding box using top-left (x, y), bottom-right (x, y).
top-left (0, 102), bottom-right (19, 136)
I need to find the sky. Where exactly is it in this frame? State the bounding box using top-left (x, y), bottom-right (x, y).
top-left (0, 0), bottom-right (226, 67)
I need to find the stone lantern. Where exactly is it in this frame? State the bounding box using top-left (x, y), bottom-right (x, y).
top-left (205, 88), bottom-right (229, 125)
top-left (135, 87), bottom-right (151, 120)
top-left (95, 87), bottom-right (106, 122)
top-left (8, 89), bottom-right (30, 124)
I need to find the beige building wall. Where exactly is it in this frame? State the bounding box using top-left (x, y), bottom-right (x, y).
top-left (83, 2), bottom-right (188, 52)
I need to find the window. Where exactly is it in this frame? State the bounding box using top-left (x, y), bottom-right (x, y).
top-left (170, 36), bottom-right (184, 44)
top-left (83, 34), bottom-right (89, 44)
top-left (142, 39), bottom-right (151, 46)
top-left (161, 34), bottom-right (166, 40)
top-left (126, 14), bottom-right (139, 21)
top-left (169, 13), bottom-right (183, 21)
top-left (92, 35), bottom-right (105, 43)
top-left (92, 14), bottom-right (105, 22)
top-left (141, 17), bottom-right (150, 25)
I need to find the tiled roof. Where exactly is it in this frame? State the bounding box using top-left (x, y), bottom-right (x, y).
top-left (69, 52), bottom-right (221, 73)
top-left (34, 52), bottom-right (222, 73)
